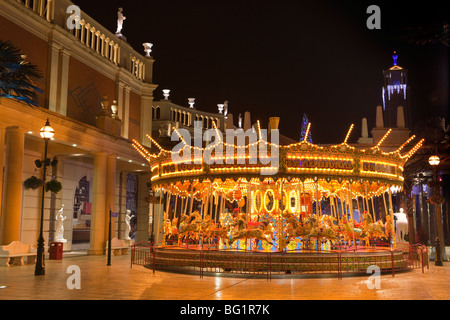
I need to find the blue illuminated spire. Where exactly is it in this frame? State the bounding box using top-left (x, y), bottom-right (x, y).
top-left (392, 51), bottom-right (398, 66)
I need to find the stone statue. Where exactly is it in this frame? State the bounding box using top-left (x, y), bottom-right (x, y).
top-left (116, 7), bottom-right (126, 35)
top-left (124, 210), bottom-right (134, 240)
top-left (394, 208), bottom-right (408, 242)
top-left (55, 205), bottom-right (67, 243)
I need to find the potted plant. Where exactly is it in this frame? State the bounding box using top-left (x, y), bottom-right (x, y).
top-left (23, 176), bottom-right (43, 190)
top-left (45, 179), bottom-right (62, 194)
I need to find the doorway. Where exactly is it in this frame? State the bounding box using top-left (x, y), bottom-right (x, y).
top-left (72, 175), bottom-right (91, 250)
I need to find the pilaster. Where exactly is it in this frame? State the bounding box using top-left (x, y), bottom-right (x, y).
top-left (88, 152), bottom-right (107, 255)
top-left (1, 126), bottom-right (25, 244)
top-left (0, 125), bottom-right (5, 239)
top-left (58, 48), bottom-right (70, 116)
top-left (140, 93), bottom-right (153, 147)
top-left (123, 86), bottom-right (130, 139)
top-left (105, 154), bottom-right (116, 243)
top-left (46, 41), bottom-right (60, 112)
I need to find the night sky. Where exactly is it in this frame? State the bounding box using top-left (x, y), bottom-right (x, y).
top-left (73, 0), bottom-right (449, 144)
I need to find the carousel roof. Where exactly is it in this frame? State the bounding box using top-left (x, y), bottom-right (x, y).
top-left (132, 121), bottom-right (423, 198)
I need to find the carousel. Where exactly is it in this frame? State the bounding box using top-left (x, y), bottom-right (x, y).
top-left (132, 120), bottom-right (425, 276)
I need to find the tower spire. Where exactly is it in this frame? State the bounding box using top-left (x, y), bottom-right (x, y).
top-left (392, 51), bottom-right (398, 66)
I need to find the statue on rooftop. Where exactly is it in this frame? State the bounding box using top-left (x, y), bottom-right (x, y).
top-left (116, 7), bottom-right (126, 35)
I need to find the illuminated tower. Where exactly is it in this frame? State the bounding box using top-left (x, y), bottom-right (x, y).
top-left (381, 52), bottom-right (411, 128)
top-left (371, 52), bottom-right (411, 149)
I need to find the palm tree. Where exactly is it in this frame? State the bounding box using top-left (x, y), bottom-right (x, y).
top-left (0, 39), bottom-right (42, 107)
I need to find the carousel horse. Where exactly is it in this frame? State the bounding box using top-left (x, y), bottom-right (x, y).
top-left (178, 213), bottom-right (200, 243)
top-left (303, 215), bottom-right (338, 245)
top-left (163, 216), bottom-right (179, 243)
top-left (198, 214), bottom-right (221, 244)
top-left (163, 218), bottom-right (171, 237)
top-left (323, 215), bottom-right (346, 241)
top-left (209, 226), bottom-right (229, 245)
top-left (169, 217), bottom-right (178, 238)
top-left (284, 213), bottom-right (309, 243)
top-left (339, 215), bottom-right (363, 245)
top-left (229, 217), bottom-right (274, 246)
top-left (361, 212), bottom-right (385, 245)
top-left (385, 214), bottom-right (395, 240)
top-left (200, 214), bottom-right (212, 236)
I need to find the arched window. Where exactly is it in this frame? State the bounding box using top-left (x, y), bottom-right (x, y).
top-left (155, 106), bottom-right (160, 120)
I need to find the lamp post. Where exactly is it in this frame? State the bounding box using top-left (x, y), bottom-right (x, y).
top-left (428, 155), bottom-right (443, 266)
top-left (35, 119), bottom-right (55, 276)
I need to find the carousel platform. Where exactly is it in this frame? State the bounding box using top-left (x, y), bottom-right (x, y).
top-left (136, 243), bottom-right (428, 279)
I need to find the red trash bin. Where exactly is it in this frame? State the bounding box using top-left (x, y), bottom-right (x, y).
top-left (49, 242), bottom-right (63, 260)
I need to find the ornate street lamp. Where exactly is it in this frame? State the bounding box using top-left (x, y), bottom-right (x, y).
top-left (428, 155), bottom-right (443, 266)
top-left (35, 119), bottom-right (55, 276)
top-left (428, 155), bottom-right (440, 166)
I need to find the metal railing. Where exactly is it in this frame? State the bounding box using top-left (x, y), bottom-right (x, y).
top-left (131, 242), bottom-right (429, 280)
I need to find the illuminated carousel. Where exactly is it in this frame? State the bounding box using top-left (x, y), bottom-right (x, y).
top-left (132, 121), bottom-right (426, 276)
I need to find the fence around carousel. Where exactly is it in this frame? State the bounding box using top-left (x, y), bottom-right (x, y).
top-left (130, 241), bottom-right (429, 280)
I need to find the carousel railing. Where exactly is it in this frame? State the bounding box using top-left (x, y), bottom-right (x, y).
top-left (397, 242), bottom-right (429, 273)
top-left (130, 240), bottom-right (429, 280)
top-left (130, 241), bottom-right (153, 270)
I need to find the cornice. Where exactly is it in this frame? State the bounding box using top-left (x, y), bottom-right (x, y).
top-left (0, 99), bottom-right (143, 162)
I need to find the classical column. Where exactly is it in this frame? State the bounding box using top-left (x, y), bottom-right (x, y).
top-left (104, 154), bottom-right (116, 243)
top-left (46, 42), bottom-right (60, 112)
top-left (0, 125), bottom-right (4, 230)
top-left (88, 152), bottom-right (107, 255)
top-left (1, 127), bottom-right (25, 244)
top-left (143, 52), bottom-right (154, 83)
top-left (118, 171), bottom-right (128, 239)
top-left (117, 81), bottom-right (125, 136)
top-left (123, 86), bottom-right (130, 139)
top-left (58, 49), bottom-right (70, 116)
top-left (140, 92), bottom-right (153, 147)
top-left (136, 172), bottom-right (150, 242)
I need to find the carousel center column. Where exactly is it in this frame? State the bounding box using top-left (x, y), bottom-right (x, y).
top-left (0, 126), bottom-right (25, 245)
top-left (88, 152), bottom-right (107, 255)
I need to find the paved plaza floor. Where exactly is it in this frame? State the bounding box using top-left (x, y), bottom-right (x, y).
top-left (0, 252), bottom-right (449, 302)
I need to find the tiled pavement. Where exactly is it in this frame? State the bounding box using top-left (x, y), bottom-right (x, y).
top-left (0, 253), bottom-right (449, 301)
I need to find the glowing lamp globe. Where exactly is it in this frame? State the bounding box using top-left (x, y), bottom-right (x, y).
top-left (40, 119), bottom-right (55, 140)
top-left (428, 155), bottom-right (440, 166)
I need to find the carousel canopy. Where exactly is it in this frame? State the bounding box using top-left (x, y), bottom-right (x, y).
top-left (132, 121), bottom-right (423, 200)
